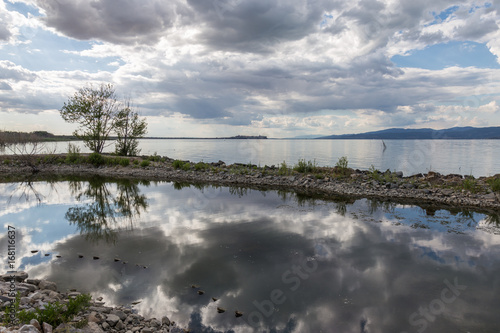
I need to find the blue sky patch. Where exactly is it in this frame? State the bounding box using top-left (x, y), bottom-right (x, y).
top-left (391, 41), bottom-right (500, 70)
top-left (5, 0), bottom-right (42, 17)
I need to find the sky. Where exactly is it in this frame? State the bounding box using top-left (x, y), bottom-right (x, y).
top-left (0, 0), bottom-right (499, 138)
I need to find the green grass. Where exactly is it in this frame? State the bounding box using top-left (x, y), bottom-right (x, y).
top-left (140, 160), bottom-right (150, 167)
top-left (194, 162), bottom-right (210, 171)
top-left (462, 176), bottom-right (478, 193)
top-left (172, 160), bottom-right (191, 171)
top-left (278, 161), bottom-right (291, 176)
top-left (334, 156), bottom-right (349, 176)
top-left (293, 159), bottom-right (317, 173)
top-left (18, 294), bottom-right (91, 327)
top-left (487, 177), bottom-right (500, 192)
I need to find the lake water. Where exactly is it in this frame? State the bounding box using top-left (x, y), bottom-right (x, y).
top-left (3, 139), bottom-right (500, 177)
top-left (1, 178), bottom-right (499, 332)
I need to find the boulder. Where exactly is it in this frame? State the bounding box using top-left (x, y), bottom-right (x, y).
top-left (38, 280), bottom-right (57, 292)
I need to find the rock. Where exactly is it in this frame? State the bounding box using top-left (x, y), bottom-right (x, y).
top-left (110, 309), bottom-right (127, 321)
top-left (1, 271), bottom-right (29, 282)
top-left (197, 290), bottom-right (204, 295)
top-left (86, 322), bottom-right (104, 332)
top-left (26, 279), bottom-right (40, 286)
top-left (161, 316), bottom-right (171, 326)
top-left (88, 312), bottom-right (104, 323)
top-left (217, 307), bottom-right (226, 313)
top-left (141, 329), bottom-right (153, 333)
top-left (101, 322), bottom-right (110, 330)
top-left (19, 324), bottom-right (40, 332)
top-left (395, 171), bottom-right (403, 178)
top-left (235, 311), bottom-right (243, 317)
top-left (29, 319), bottom-right (41, 332)
top-left (38, 280), bottom-right (57, 291)
top-left (115, 320), bottom-right (125, 330)
top-left (42, 322), bottom-right (52, 333)
top-left (106, 314), bottom-right (120, 326)
top-left (149, 319), bottom-right (161, 328)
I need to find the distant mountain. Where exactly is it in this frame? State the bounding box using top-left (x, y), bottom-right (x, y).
top-left (317, 126), bottom-right (500, 140)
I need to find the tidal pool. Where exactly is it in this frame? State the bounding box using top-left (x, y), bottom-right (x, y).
top-left (1, 178), bottom-right (499, 333)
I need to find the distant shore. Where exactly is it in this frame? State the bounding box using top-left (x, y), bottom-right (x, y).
top-left (1, 153), bottom-right (499, 212)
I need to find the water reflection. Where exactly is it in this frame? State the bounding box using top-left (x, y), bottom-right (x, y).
top-left (65, 177), bottom-right (149, 243)
top-left (0, 179), bottom-right (499, 332)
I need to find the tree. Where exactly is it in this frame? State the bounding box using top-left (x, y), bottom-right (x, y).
top-left (60, 83), bottom-right (119, 153)
top-left (114, 100), bottom-right (147, 156)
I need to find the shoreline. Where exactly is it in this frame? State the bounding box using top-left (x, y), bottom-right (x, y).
top-left (1, 154), bottom-right (499, 211)
top-left (0, 273), bottom-right (184, 332)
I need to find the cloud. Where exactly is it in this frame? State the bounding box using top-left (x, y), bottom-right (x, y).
top-left (35, 0), bottom-right (191, 45)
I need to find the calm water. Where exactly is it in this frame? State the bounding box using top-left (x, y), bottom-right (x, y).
top-left (3, 139), bottom-right (500, 177)
top-left (1, 178), bottom-right (499, 332)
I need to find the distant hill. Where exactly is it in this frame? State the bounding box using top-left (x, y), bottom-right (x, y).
top-left (317, 126), bottom-right (500, 140)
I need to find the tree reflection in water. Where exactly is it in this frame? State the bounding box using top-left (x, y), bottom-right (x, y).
top-left (65, 177), bottom-right (149, 244)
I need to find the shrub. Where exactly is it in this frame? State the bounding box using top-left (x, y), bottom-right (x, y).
top-left (335, 156), bottom-right (349, 176)
top-left (65, 143), bottom-right (81, 164)
top-left (140, 160), bottom-right (150, 167)
top-left (173, 160), bottom-right (191, 170)
top-left (14, 293), bottom-right (91, 328)
top-left (487, 177), bottom-right (500, 192)
top-left (462, 176), bottom-right (478, 193)
top-left (119, 158), bottom-right (130, 167)
top-left (293, 159), bottom-right (317, 173)
top-left (88, 152), bottom-right (105, 167)
top-left (368, 165), bottom-right (380, 181)
top-left (278, 161), bottom-right (290, 176)
top-left (3, 159), bottom-right (10, 165)
top-left (194, 162), bottom-right (209, 171)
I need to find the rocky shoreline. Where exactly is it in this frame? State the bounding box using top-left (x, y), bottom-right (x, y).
top-left (0, 272), bottom-right (185, 333)
top-left (0, 154), bottom-right (499, 212)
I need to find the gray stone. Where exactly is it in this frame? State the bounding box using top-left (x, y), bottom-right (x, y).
top-left (161, 316), bottom-right (171, 326)
top-left (395, 171), bottom-right (403, 178)
top-left (141, 328), bottom-right (153, 333)
top-left (42, 322), bottom-right (52, 333)
top-left (19, 324), bottom-right (40, 332)
top-left (101, 322), bottom-right (110, 330)
top-left (110, 309), bottom-right (127, 321)
top-left (29, 319), bottom-right (41, 332)
top-left (86, 322), bottom-right (104, 333)
top-left (38, 280), bottom-right (57, 291)
top-left (115, 320), bottom-right (125, 330)
top-left (106, 314), bottom-right (120, 327)
top-left (149, 319), bottom-right (161, 328)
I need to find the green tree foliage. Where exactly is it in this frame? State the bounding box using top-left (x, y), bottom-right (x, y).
top-left (60, 83), bottom-right (120, 153)
top-left (114, 101), bottom-right (147, 156)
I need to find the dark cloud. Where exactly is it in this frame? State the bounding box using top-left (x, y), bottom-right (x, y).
top-left (36, 0), bottom-right (191, 45)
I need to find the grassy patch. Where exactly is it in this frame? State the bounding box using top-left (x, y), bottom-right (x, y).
top-left (8, 293), bottom-right (91, 328)
top-left (172, 160), bottom-right (191, 171)
top-left (194, 162), bottom-right (210, 171)
top-left (140, 160), bottom-right (150, 167)
top-left (487, 177), bottom-right (500, 192)
top-left (293, 159), bottom-right (317, 173)
top-left (462, 176), bottom-right (478, 193)
top-left (278, 161), bottom-right (291, 176)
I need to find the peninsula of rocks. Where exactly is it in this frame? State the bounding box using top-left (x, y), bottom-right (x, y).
top-left (0, 154), bottom-right (499, 212)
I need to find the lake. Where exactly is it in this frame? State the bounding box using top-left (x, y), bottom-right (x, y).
top-left (1, 178), bottom-right (499, 332)
top-left (3, 139), bottom-right (500, 177)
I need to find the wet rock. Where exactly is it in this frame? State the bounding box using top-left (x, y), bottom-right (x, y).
top-left (235, 311), bottom-right (243, 317)
top-left (217, 307), bottom-right (226, 313)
